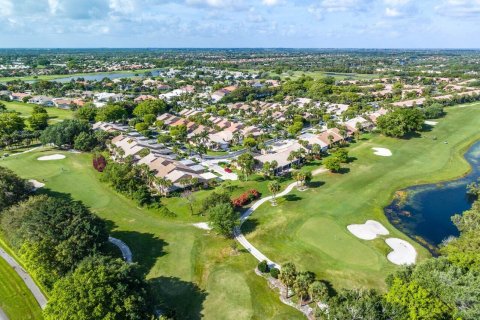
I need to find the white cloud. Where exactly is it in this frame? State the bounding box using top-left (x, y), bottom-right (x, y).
top-left (0, 0), bottom-right (13, 16)
top-left (48, 0), bottom-right (59, 15)
top-left (436, 0), bottom-right (480, 17)
top-left (385, 7), bottom-right (401, 17)
top-left (262, 0), bottom-right (280, 6)
top-left (109, 0), bottom-right (135, 14)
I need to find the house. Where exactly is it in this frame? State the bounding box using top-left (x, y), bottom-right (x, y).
top-left (344, 116), bottom-right (373, 133)
top-left (255, 140), bottom-right (307, 174)
top-left (28, 95), bottom-right (54, 107)
top-left (211, 86), bottom-right (237, 102)
top-left (298, 133), bottom-right (329, 152)
top-left (10, 92), bottom-right (30, 101)
top-left (134, 95), bottom-right (156, 103)
top-left (317, 128), bottom-right (346, 147)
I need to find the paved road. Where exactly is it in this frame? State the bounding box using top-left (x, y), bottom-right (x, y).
top-left (0, 247), bottom-right (47, 309)
top-left (0, 307), bottom-right (9, 320)
top-left (108, 237), bottom-right (133, 263)
top-left (234, 167), bottom-right (328, 270)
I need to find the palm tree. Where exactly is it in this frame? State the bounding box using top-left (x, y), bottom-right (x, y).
top-left (155, 177), bottom-right (173, 195)
top-left (279, 262), bottom-right (297, 298)
top-left (294, 273), bottom-right (311, 304)
top-left (268, 180), bottom-right (281, 206)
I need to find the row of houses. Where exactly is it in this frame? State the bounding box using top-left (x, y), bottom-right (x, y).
top-left (158, 111), bottom-right (263, 150)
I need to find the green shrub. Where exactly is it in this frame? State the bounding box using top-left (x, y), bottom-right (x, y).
top-left (270, 267), bottom-right (280, 279)
top-left (258, 260), bottom-right (269, 273)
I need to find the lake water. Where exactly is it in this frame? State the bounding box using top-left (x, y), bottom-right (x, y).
top-left (385, 140), bottom-right (480, 252)
top-left (52, 69), bottom-right (163, 83)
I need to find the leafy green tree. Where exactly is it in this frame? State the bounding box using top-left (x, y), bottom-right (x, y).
top-left (424, 103), bottom-right (445, 119)
top-left (207, 202), bottom-right (238, 237)
top-left (334, 148), bottom-right (349, 163)
top-left (323, 156), bottom-right (341, 172)
top-left (0, 166), bottom-right (32, 212)
top-left (325, 289), bottom-right (387, 320)
top-left (135, 122), bottom-right (149, 132)
top-left (0, 112), bottom-right (25, 135)
top-left (1, 195), bottom-right (109, 287)
top-left (279, 262), bottom-right (297, 298)
top-left (133, 99), bottom-right (167, 117)
top-left (95, 104), bottom-right (127, 122)
top-left (73, 131), bottom-right (98, 151)
top-left (44, 255), bottom-right (153, 320)
top-left (74, 104), bottom-right (97, 121)
top-left (377, 108), bottom-right (425, 138)
top-left (385, 278), bottom-right (453, 320)
top-left (40, 119), bottom-right (91, 148)
top-left (309, 281), bottom-right (329, 303)
top-left (28, 112), bottom-right (49, 130)
top-left (237, 153), bottom-right (255, 181)
top-left (169, 124), bottom-right (187, 142)
top-left (200, 191), bottom-right (232, 214)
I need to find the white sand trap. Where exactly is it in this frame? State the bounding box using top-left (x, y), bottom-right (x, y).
top-left (385, 238), bottom-right (417, 265)
top-left (37, 154), bottom-right (66, 161)
top-left (424, 120), bottom-right (438, 126)
top-left (347, 220), bottom-right (389, 240)
top-left (193, 222), bottom-right (212, 230)
top-left (372, 147), bottom-right (392, 157)
top-left (28, 179), bottom-right (45, 190)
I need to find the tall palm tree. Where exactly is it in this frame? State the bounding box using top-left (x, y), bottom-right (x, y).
top-left (268, 180), bottom-right (281, 206)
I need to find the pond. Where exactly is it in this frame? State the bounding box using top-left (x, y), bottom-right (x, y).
top-left (50, 69), bottom-right (163, 83)
top-left (385, 140), bottom-right (480, 253)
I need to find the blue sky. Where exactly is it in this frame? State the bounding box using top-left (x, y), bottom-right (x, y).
top-left (0, 0), bottom-right (479, 48)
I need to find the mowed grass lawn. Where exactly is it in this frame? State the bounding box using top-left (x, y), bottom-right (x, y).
top-left (0, 150), bottom-right (300, 319)
top-left (0, 254), bottom-right (43, 319)
top-left (245, 103), bottom-right (480, 291)
top-left (2, 101), bottom-right (73, 123)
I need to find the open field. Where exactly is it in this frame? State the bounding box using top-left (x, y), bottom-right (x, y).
top-left (245, 102), bottom-right (480, 291)
top-left (0, 250), bottom-right (43, 320)
top-left (0, 68), bottom-right (158, 83)
top-left (0, 150), bottom-right (300, 319)
top-left (2, 101), bottom-right (73, 123)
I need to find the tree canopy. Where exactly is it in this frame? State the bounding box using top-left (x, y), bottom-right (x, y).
top-left (44, 255), bottom-right (153, 320)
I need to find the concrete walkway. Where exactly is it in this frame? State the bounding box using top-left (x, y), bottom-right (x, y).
top-left (108, 236), bottom-right (133, 263)
top-left (0, 247), bottom-right (47, 309)
top-left (0, 307), bottom-right (9, 320)
top-left (234, 167), bottom-right (328, 270)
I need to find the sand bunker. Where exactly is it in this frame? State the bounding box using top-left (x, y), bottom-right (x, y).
top-left (385, 238), bottom-right (417, 265)
top-left (347, 220), bottom-right (389, 240)
top-left (28, 179), bottom-right (45, 190)
top-left (372, 147), bottom-right (392, 157)
top-left (37, 154), bottom-right (66, 161)
top-left (424, 120), bottom-right (438, 126)
top-left (193, 222), bottom-right (212, 230)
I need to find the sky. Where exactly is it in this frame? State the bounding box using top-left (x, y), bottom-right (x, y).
top-left (0, 0), bottom-right (480, 48)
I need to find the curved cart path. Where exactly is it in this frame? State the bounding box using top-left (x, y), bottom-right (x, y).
top-left (108, 236), bottom-right (133, 263)
top-left (0, 307), bottom-right (9, 320)
top-left (0, 246), bottom-right (47, 309)
top-left (234, 167), bottom-right (328, 270)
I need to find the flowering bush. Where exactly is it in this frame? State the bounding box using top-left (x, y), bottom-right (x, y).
top-left (93, 154), bottom-right (106, 172)
top-left (224, 167), bottom-right (232, 173)
top-left (232, 189), bottom-right (260, 207)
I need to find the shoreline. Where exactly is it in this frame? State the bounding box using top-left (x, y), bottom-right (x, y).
top-left (384, 138), bottom-right (480, 254)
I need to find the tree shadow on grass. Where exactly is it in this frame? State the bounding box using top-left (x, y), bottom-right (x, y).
top-left (149, 276), bottom-right (207, 320)
top-left (241, 217), bottom-right (258, 235)
top-left (283, 194), bottom-right (302, 202)
top-left (347, 156), bottom-right (357, 164)
top-left (337, 167), bottom-right (350, 175)
top-left (109, 229), bottom-right (168, 275)
top-left (309, 180), bottom-right (325, 188)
